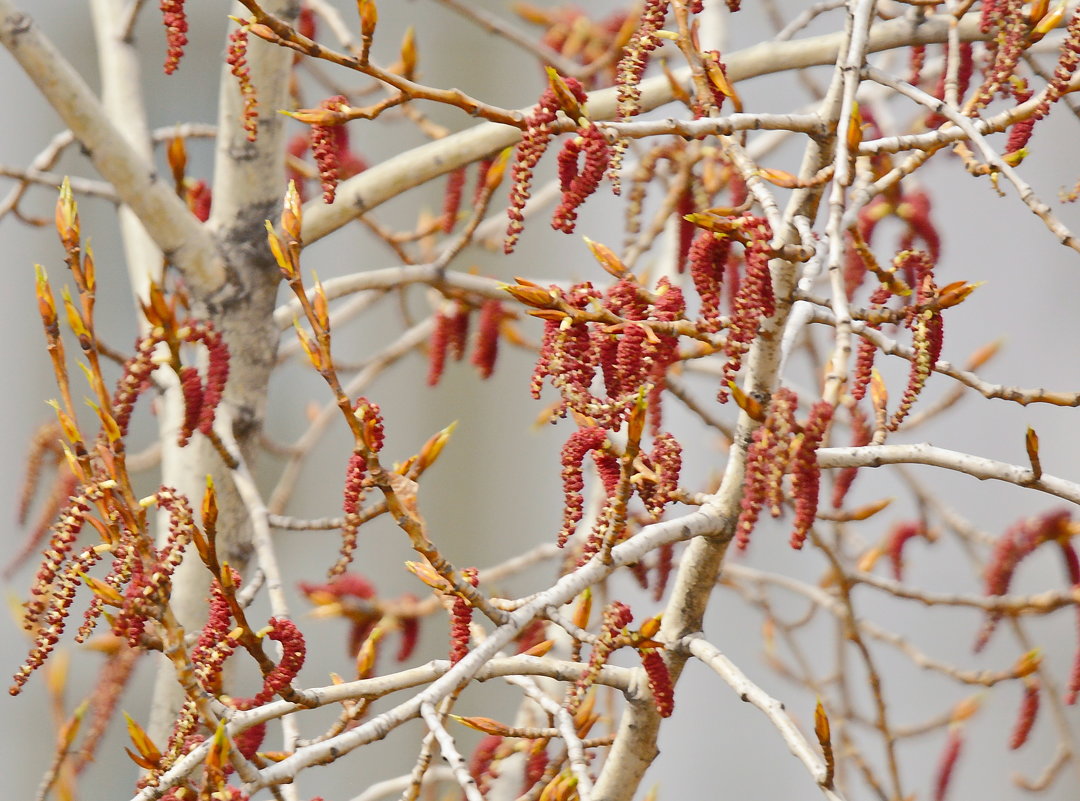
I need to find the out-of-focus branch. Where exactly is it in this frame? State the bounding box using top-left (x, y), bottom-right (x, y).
top-left (0, 0), bottom-right (224, 294)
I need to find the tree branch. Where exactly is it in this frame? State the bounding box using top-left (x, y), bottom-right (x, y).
top-left (0, 0), bottom-right (224, 294)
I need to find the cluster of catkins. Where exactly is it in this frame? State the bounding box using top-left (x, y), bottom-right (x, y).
top-left (735, 388), bottom-right (833, 552)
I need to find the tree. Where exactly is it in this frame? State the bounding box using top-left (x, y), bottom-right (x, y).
top-left (3, 1), bottom-right (1080, 799)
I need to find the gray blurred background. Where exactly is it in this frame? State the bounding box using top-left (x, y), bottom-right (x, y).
top-left (2, 1), bottom-right (1079, 799)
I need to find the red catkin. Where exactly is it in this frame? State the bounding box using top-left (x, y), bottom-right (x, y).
top-left (790, 402), bottom-right (833, 549)
top-left (471, 300), bottom-right (503, 379)
top-left (160, 0), bottom-right (188, 74)
top-left (640, 649), bottom-right (674, 717)
top-left (449, 568), bottom-right (479, 664)
top-left (427, 311), bottom-right (450, 387)
top-left (558, 427), bottom-right (609, 547)
top-left (933, 727), bottom-right (963, 801)
top-left (1009, 680), bottom-right (1040, 749)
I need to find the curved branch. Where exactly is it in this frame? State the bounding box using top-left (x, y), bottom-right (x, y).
top-left (677, 634), bottom-right (845, 801)
top-left (816, 443), bottom-right (1080, 505)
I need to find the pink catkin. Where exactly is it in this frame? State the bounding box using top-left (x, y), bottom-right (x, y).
top-left (558, 427), bottom-right (609, 547)
top-left (976, 509), bottom-right (1072, 651)
top-left (722, 217), bottom-right (774, 398)
top-left (254, 617), bottom-right (306, 704)
top-left (505, 79), bottom-right (588, 252)
top-left (311, 96), bottom-right (349, 204)
top-left (1009, 680), bottom-right (1040, 749)
top-left (226, 28), bottom-right (258, 141)
top-left (884, 522), bottom-right (927, 581)
top-left (160, 0), bottom-right (188, 74)
top-left (442, 167), bottom-right (467, 233)
top-left (427, 311), bottom-right (450, 387)
top-left (640, 649), bottom-right (674, 717)
top-left (449, 569), bottom-right (479, 664)
top-left (552, 124), bottom-right (612, 234)
top-left (735, 388), bottom-right (798, 550)
top-left (688, 231), bottom-right (730, 332)
top-left (790, 402), bottom-right (833, 549)
top-left (471, 300), bottom-right (503, 379)
top-left (933, 728), bottom-right (963, 801)
top-left (830, 403), bottom-right (871, 508)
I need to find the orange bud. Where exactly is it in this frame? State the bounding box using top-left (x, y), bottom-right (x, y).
top-left (358, 0), bottom-right (378, 38)
top-left (627, 390), bottom-right (647, 446)
top-left (62, 289), bottom-right (89, 340)
top-left (405, 560), bottom-right (454, 593)
top-left (727, 381), bottom-right (764, 422)
top-left (1031, 1), bottom-right (1067, 41)
top-left (964, 339), bottom-right (1002, 370)
top-left (355, 621), bottom-right (387, 678)
top-left (845, 100), bottom-right (863, 152)
top-left (292, 320), bottom-right (321, 370)
top-left (167, 135), bottom-right (187, 187)
top-left (503, 282), bottom-right (557, 308)
top-left (266, 221), bottom-right (293, 275)
top-left (55, 177), bottom-right (80, 251)
top-left (1025, 427), bottom-right (1041, 481)
top-left (416, 421), bottom-right (457, 473)
top-left (482, 147), bottom-right (513, 193)
top-left (202, 476), bottom-right (218, 530)
top-left (869, 369), bottom-right (888, 413)
top-left (522, 639), bottom-right (555, 657)
top-left (638, 615), bottom-right (662, 640)
top-left (703, 55), bottom-right (741, 111)
top-left (545, 67), bottom-right (585, 120)
top-left (661, 59), bottom-right (691, 107)
top-left (399, 27), bottom-right (417, 80)
top-left (527, 309), bottom-right (570, 321)
top-left (950, 694), bottom-right (982, 723)
top-left (246, 22), bottom-right (279, 43)
top-left (206, 719), bottom-right (230, 774)
top-left (48, 401), bottom-right (83, 447)
top-left (87, 400), bottom-right (122, 445)
top-left (282, 181), bottom-right (303, 243)
top-left (452, 715), bottom-right (515, 736)
top-left (584, 237), bottom-right (628, 277)
top-left (843, 497), bottom-right (893, 522)
top-left (81, 245), bottom-right (96, 293)
top-left (59, 700), bottom-right (89, 751)
top-left (936, 280), bottom-right (981, 309)
top-left (1013, 649), bottom-right (1042, 678)
top-left (81, 573), bottom-right (124, 606)
top-left (856, 545), bottom-right (883, 572)
top-left (313, 277), bottom-right (330, 332)
top-left (35, 265), bottom-right (57, 326)
top-left (756, 167), bottom-right (803, 189)
top-left (572, 588), bottom-right (592, 630)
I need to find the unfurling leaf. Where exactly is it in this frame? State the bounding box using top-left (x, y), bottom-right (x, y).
top-left (124, 712), bottom-right (162, 768)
